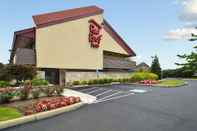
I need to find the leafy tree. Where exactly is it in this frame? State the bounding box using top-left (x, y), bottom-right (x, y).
top-left (176, 46), bottom-right (197, 76)
top-left (0, 64), bottom-right (37, 82)
top-left (0, 63), bottom-right (4, 69)
top-left (150, 55), bottom-right (162, 79)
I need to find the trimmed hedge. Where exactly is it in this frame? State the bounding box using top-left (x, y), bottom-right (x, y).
top-left (31, 79), bottom-right (49, 86)
top-left (71, 72), bottom-right (158, 86)
top-left (130, 72), bottom-right (158, 82)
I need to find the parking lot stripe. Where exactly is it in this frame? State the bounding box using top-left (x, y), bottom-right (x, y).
top-left (79, 87), bottom-right (98, 92)
top-left (94, 92), bottom-right (134, 104)
top-left (95, 89), bottom-right (113, 97)
top-left (87, 88), bottom-right (106, 94)
top-left (96, 91), bottom-right (123, 101)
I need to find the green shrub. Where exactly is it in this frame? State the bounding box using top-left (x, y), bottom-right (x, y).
top-left (92, 79), bottom-right (99, 84)
top-left (112, 78), bottom-right (119, 82)
top-left (0, 92), bottom-right (16, 104)
top-left (43, 87), bottom-right (55, 97)
top-left (32, 89), bottom-right (40, 99)
top-left (122, 78), bottom-right (130, 83)
top-left (72, 81), bottom-right (80, 85)
top-left (106, 78), bottom-right (113, 83)
top-left (31, 79), bottom-right (48, 86)
top-left (97, 79), bottom-right (104, 84)
top-left (19, 86), bottom-right (31, 100)
top-left (81, 80), bottom-right (87, 85)
top-left (55, 86), bottom-right (64, 96)
top-left (87, 80), bottom-right (94, 85)
top-left (130, 72), bottom-right (158, 82)
top-left (0, 65), bottom-right (37, 82)
top-left (0, 81), bottom-right (9, 88)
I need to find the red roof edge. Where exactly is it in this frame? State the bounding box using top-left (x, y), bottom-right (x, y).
top-left (33, 6), bottom-right (104, 28)
top-left (103, 19), bottom-right (136, 57)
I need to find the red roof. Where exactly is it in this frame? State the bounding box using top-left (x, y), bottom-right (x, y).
top-left (33, 6), bottom-right (104, 28)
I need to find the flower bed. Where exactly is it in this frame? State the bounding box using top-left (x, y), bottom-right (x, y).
top-left (139, 80), bottom-right (159, 85)
top-left (0, 87), bottom-right (17, 93)
top-left (25, 96), bottom-right (81, 115)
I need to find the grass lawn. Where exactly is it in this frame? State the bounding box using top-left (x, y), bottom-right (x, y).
top-left (0, 107), bottom-right (22, 121)
top-left (154, 79), bottom-right (185, 87)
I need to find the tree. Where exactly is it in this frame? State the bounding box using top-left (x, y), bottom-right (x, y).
top-left (176, 46), bottom-right (197, 76)
top-left (0, 64), bottom-right (37, 82)
top-left (150, 55), bottom-right (162, 79)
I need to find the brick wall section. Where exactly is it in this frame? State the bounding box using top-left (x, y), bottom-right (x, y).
top-left (103, 54), bottom-right (136, 69)
top-left (14, 48), bottom-right (36, 65)
top-left (65, 71), bottom-right (131, 83)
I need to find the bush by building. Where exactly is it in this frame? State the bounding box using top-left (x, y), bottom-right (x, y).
top-left (0, 64), bottom-right (37, 84)
top-left (0, 81), bottom-right (10, 88)
top-left (31, 79), bottom-right (49, 86)
top-left (130, 72), bottom-right (158, 82)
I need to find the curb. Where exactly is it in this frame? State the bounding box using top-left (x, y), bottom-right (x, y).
top-left (183, 79), bottom-right (197, 81)
top-left (70, 83), bottom-right (113, 89)
top-left (0, 102), bottom-right (85, 130)
top-left (151, 82), bottom-right (188, 88)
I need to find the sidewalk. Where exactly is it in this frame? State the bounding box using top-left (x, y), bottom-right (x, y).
top-left (62, 89), bottom-right (97, 104)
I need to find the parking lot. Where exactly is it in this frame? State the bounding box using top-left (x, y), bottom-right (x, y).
top-left (3, 80), bottom-right (197, 131)
top-left (75, 86), bottom-right (138, 104)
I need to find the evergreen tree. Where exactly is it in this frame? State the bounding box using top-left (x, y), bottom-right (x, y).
top-left (150, 55), bottom-right (162, 79)
top-left (176, 46), bottom-right (197, 76)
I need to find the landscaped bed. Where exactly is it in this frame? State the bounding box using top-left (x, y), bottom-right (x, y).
top-left (0, 79), bottom-right (82, 123)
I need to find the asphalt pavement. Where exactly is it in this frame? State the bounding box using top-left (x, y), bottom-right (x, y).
top-left (3, 80), bottom-right (197, 131)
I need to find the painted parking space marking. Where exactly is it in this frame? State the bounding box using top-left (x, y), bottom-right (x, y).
top-left (87, 88), bottom-right (106, 94)
top-left (79, 87), bottom-right (98, 92)
top-left (94, 92), bottom-right (135, 104)
top-left (76, 86), bottom-right (143, 104)
top-left (95, 89), bottom-right (113, 97)
top-left (96, 91), bottom-right (123, 101)
top-left (130, 89), bottom-right (147, 93)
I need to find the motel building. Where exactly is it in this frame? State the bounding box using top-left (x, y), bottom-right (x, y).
top-left (9, 6), bottom-right (136, 85)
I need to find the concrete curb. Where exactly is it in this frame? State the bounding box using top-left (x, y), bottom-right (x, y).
top-left (70, 83), bottom-right (113, 89)
top-left (0, 102), bottom-right (85, 130)
top-left (183, 79), bottom-right (197, 81)
top-left (69, 81), bottom-right (188, 89)
top-left (151, 82), bottom-right (188, 88)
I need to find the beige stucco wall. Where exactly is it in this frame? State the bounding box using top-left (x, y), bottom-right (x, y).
top-left (102, 30), bottom-right (128, 55)
top-left (36, 14), bottom-right (129, 70)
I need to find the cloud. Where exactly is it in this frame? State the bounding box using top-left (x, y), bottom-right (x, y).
top-left (164, 0), bottom-right (197, 41)
top-left (178, 0), bottom-right (197, 21)
top-left (164, 27), bottom-right (197, 40)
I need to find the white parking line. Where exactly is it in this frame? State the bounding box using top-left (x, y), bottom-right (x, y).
top-left (95, 89), bottom-right (113, 97)
top-left (79, 87), bottom-right (98, 92)
top-left (87, 88), bottom-right (106, 94)
top-left (96, 91), bottom-right (123, 101)
top-left (93, 92), bottom-right (134, 104)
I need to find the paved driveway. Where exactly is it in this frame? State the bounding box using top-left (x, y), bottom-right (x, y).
top-left (3, 80), bottom-right (197, 131)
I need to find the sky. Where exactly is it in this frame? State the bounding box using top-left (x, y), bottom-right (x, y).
top-left (0, 0), bottom-right (196, 69)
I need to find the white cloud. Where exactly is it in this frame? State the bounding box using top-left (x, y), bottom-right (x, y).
top-left (164, 0), bottom-right (197, 41)
top-left (164, 27), bottom-right (197, 40)
top-left (178, 0), bottom-right (197, 21)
